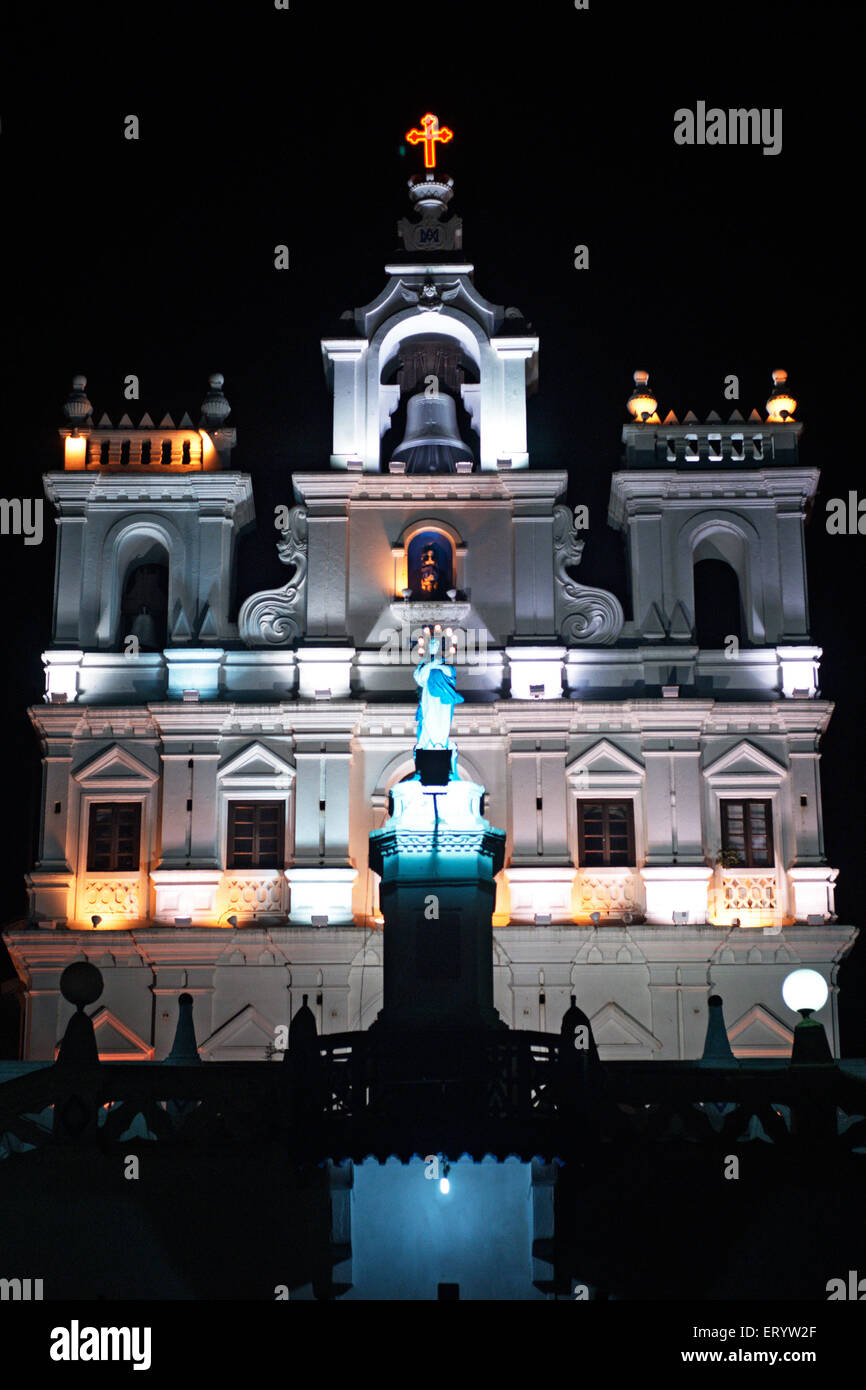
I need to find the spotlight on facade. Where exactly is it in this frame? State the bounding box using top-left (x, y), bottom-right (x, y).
top-left (673, 910), bottom-right (690, 924)
top-left (90, 915), bottom-right (102, 928)
top-left (782, 968), bottom-right (833, 1065)
top-left (589, 911), bottom-right (601, 926)
top-left (226, 914), bottom-right (238, 928)
top-left (439, 1161), bottom-right (451, 1195)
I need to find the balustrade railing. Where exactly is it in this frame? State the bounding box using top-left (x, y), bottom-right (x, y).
top-left (2, 1031), bottom-right (864, 1162)
top-left (575, 869), bottom-right (642, 920)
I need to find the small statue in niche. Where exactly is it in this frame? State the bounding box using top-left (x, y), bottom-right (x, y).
top-left (419, 543), bottom-right (441, 595)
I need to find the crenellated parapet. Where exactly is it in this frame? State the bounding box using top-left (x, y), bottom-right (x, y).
top-left (59, 373), bottom-right (237, 471)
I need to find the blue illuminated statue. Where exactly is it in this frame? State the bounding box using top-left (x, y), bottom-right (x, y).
top-left (413, 630), bottom-right (463, 751)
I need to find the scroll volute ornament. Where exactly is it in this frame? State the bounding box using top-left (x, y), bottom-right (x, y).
top-left (238, 506), bottom-right (309, 646)
top-left (552, 504), bottom-right (624, 647)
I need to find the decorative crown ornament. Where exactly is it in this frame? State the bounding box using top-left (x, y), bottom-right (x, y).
top-left (416, 623), bottom-right (456, 661)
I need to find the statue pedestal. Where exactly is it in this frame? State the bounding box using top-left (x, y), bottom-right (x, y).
top-left (369, 779), bottom-right (506, 1031)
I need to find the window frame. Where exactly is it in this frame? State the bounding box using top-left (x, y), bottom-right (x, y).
top-left (86, 801), bottom-right (143, 873)
top-left (720, 798), bottom-right (775, 868)
top-left (226, 800), bottom-right (287, 870)
top-left (576, 799), bottom-right (636, 868)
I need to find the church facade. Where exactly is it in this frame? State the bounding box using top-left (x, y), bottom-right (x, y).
top-left (3, 160), bottom-right (855, 1063)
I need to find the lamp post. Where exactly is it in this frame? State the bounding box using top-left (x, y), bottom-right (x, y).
top-left (782, 969), bottom-right (833, 1065)
top-left (783, 969), bottom-right (836, 1144)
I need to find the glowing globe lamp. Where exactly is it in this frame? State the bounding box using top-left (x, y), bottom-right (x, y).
top-left (782, 968), bottom-right (829, 1017)
top-left (782, 969), bottom-right (833, 1066)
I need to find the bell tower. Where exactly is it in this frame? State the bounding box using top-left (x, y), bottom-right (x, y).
top-left (45, 373), bottom-right (255, 704)
top-left (239, 113), bottom-right (622, 678)
top-left (319, 118), bottom-right (539, 474)
top-left (609, 369), bottom-right (817, 651)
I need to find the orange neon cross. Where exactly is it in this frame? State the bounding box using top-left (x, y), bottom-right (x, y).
top-left (406, 112), bottom-right (453, 169)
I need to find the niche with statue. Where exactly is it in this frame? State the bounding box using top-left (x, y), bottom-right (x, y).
top-left (407, 531), bottom-right (454, 601)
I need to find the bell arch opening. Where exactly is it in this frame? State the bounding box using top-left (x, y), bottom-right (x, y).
top-left (381, 333), bottom-right (478, 474)
top-left (693, 556), bottom-right (745, 648)
top-left (118, 543), bottom-right (170, 651)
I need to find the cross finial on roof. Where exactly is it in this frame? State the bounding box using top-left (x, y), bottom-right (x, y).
top-left (406, 112), bottom-right (453, 169)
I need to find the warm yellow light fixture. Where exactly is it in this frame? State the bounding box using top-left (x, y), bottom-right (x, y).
top-left (199, 429), bottom-right (217, 467)
top-left (766, 368), bottom-right (797, 422)
top-left (627, 370), bottom-right (658, 422)
top-left (64, 434), bottom-right (87, 468)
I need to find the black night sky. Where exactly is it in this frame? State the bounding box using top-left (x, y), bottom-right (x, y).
top-left (2, 1), bottom-right (862, 1052)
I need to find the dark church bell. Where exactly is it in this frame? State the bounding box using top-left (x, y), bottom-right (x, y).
top-left (390, 390), bottom-right (473, 474)
top-left (129, 606), bottom-right (158, 649)
top-left (120, 563), bottom-right (168, 650)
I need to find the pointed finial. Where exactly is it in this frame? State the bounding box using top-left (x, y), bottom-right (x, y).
top-left (288, 992), bottom-right (318, 1053)
top-left (766, 368), bottom-right (797, 422)
top-left (63, 374), bottom-right (93, 423)
top-left (164, 992), bottom-right (202, 1065)
top-left (200, 372), bottom-right (231, 427)
top-left (700, 994), bottom-right (739, 1067)
top-left (559, 993), bottom-right (603, 1076)
top-left (627, 369), bottom-right (658, 422)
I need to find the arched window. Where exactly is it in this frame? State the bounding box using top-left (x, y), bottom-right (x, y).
top-left (407, 530), bottom-right (454, 599)
top-left (119, 545), bottom-right (169, 651)
top-left (693, 557), bottom-right (743, 648)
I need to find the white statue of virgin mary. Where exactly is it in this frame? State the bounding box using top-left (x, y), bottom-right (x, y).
top-left (413, 633), bottom-right (463, 751)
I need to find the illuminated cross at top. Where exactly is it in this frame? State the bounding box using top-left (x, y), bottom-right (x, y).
top-left (406, 112), bottom-right (453, 169)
